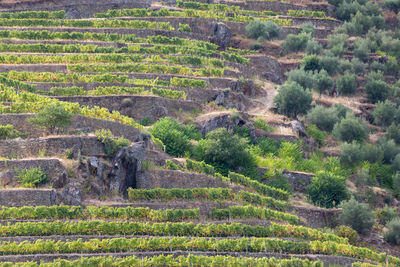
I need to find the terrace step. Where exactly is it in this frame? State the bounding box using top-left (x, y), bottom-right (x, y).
top-left (0, 188), bottom-right (56, 207)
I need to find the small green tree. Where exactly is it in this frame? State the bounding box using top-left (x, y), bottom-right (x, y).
top-left (313, 69), bottom-right (334, 96)
top-left (306, 39), bottom-right (322, 55)
top-left (384, 218), bottom-right (400, 245)
top-left (353, 37), bottom-right (371, 61)
top-left (15, 167), bottom-right (48, 188)
top-left (336, 71), bottom-right (357, 95)
top-left (307, 172), bottom-right (349, 208)
top-left (371, 100), bottom-right (397, 127)
top-left (332, 113), bottom-right (368, 142)
top-left (306, 105), bottom-right (339, 132)
top-left (27, 103), bottom-right (72, 133)
top-left (194, 128), bottom-right (256, 175)
top-left (283, 32), bottom-right (310, 52)
top-left (274, 82), bottom-right (312, 118)
top-left (383, 0), bottom-right (400, 13)
top-left (366, 79), bottom-right (391, 104)
top-left (387, 123), bottom-right (400, 144)
top-left (301, 54), bottom-right (321, 72)
top-left (339, 198), bottom-right (374, 234)
top-left (245, 20), bottom-right (281, 41)
top-left (286, 69), bottom-right (316, 90)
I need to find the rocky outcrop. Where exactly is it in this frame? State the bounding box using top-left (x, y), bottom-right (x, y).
top-left (290, 120), bottom-right (307, 138)
top-left (210, 22), bottom-right (232, 48)
top-left (108, 142), bottom-right (146, 195)
top-left (59, 186), bottom-right (83, 206)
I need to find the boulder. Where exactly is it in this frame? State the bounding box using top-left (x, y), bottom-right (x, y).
top-left (210, 22), bottom-right (232, 48)
top-left (108, 142), bottom-right (146, 195)
top-left (291, 120), bottom-right (308, 138)
top-left (60, 186), bottom-right (83, 206)
top-left (52, 170), bottom-right (68, 189)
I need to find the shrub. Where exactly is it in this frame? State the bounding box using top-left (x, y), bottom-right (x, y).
top-left (336, 71), bottom-right (357, 95)
top-left (253, 118), bottom-right (273, 133)
top-left (327, 33), bottom-right (348, 57)
top-left (355, 168), bottom-right (373, 186)
top-left (313, 69), bottom-right (334, 96)
top-left (306, 105), bottom-right (339, 132)
top-left (300, 22), bottom-right (315, 36)
top-left (27, 103), bottom-right (72, 133)
top-left (353, 38), bottom-right (371, 61)
top-left (339, 198), bottom-right (374, 234)
top-left (375, 206), bottom-right (398, 225)
top-left (283, 32), bottom-right (310, 52)
top-left (0, 124), bottom-right (26, 140)
top-left (365, 80), bottom-right (391, 104)
top-left (340, 142), bottom-right (363, 165)
top-left (332, 113), bottom-right (368, 142)
top-left (384, 218), bottom-right (400, 245)
top-left (286, 69), bottom-right (315, 90)
top-left (334, 225), bottom-right (358, 244)
top-left (15, 167), bottom-right (48, 188)
top-left (383, 0), bottom-right (400, 13)
top-left (150, 117), bottom-right (200, 157)
top-left (387, 123), bottom-right (400, 144)
top-left (360, 144), bottom-right (384, 164)
top-left (320, 55), bottom-right (340, 75)
top-left (393, 172), bottom-right (400, 193)
top-left (392, 154), bottom-right (400, 173)
top-left (274, 82), bottom-right (312, 118)
top-left (95, 129), bottom-right (130, 156)
top-left (194, 128), bottom-right (256, 175)
top-left (300, 54), bottom-right (320, 72)
top-left (372, 100), bottom-right (397, 127)
top-left (351, 58), bottom-right (366, 75)
top-left (265, 173), bottom-right (292, 193)
top-left (384, 57), bottom-right (400, 76)
top-left (245, 20), bottom-right (281, 41)
top-left (377, 138), bottom-right (400, 164)
top-left (306, 39), bottom-right (322, 55)
top-left (339, 60), bottom-right (354, 74)
top-left (307, 172), bottom-right (349, 208)
top-left (253, 137), bottom-right (280, 156)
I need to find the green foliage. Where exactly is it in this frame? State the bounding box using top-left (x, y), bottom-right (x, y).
top-left (0, 124), bottom-right (27, 140)
top-left (139, 116), bottom-right (153, 126)
top-left (377, 138), bottom-right (400, 164)
top-left (150, 117), bottom-right (200, 157)
top-left (306, 124), bottom-right (328, 144)
top-left (306, 39), bottom-right (322, 55)
top-left (371, 100), bottom-right (397, 127)
top-left (355, 168), bottom-right (374, 186)
top-left (332, 114), bottom-right (368, 142)
top-left (95, 129), bottom-right (130, 156)
top-left (274, 82), bottom-right (312, 118)
top-left (245, 20), bottom-right (281, 41)
top-left (306, 105), bottom-right (341, 132)
top-left (301, 54), bottom-right (320, 72)
top-left (327, 33), bottom-right (348, 57)
top-left (27, 103), bottom-right (72, 133)
top-left (383, 0), bottom-right (400, 13)
top-left (286, 69), bottom-right (315, 89)
top-left (178, 23), bottom-right (191, 32)
top-left (252, 137), bottom-right (280, 156)
top-left (387, 123), bottom-right (400, 144)
top-left (384, 218), bottom-right (400, 245)
top-left (336, 71), bottom-right (357, 95)
top-left (339, 198), bottom-right (374, 234)
top-left (384, 57), bottom-right (399, 76)
top-left (300, 22), bottom-right (315, 36)
top-left (313, 69), bottom-right (334, 95)
top-left (15, 167), bottom-right (48, 188)
top-left (353, 38), bottom-right (371, 61)
top-left (351, 58), bottom-right (366, 75)
top-left (307, 172), bottom-right (349, 208)
top-left (253, 118), bottom-right (273, 133)
top-left (375, 206), bottom-right (398, 225)
top-left (264, 173), bottom-right (292, 194)
top-left (319, 55), bottom-right (340, 75)
top-left (365, 79), bottom-right (391, 104)
top-left (194, 128), bottom-right (256, 175)
top-left (334, 225), bottom-right (358, 244)
top-left (278, 142), bottom-right (302, 162)
top-left (283, 32), bottom-right (311, 52)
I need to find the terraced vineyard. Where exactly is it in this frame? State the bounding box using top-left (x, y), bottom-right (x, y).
top-left (0, 0), bottom-right (399, 266)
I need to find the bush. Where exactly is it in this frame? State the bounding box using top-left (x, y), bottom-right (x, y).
top-left (383, 0), bottom-right (400, 13)
top-left (392, 154), bottom-right (400, 173)
top-left (0, 124), bottom-right (26, 140)
top-left (320, 55), bottom-right (340, 75)
top-left (327, 33), bottom-right (348, 57)
top-left (375, 206), bottom-right (398, 225)
top-left (313, 69), bottom-right (334, 96)
top-left (283, 32), bottom-right (310, 52)
top-left (300, 22), bottom-right (315, 36)
top-left (372, 100), bottom-right (397, 127)
top-left (95, 129), bottom-right (130, 156)
top-left (150, 117), bottom-right (200, 157)
top-left (194, 128), bottom-right (256, 175)
top-left (306, 105), bottom-right (339, 132)
top-left (340, 141), bottom-right (363, 165)
top-left (286, 69), bottom-right (315, 90)
top-left (306, 39), bottom-right (322, 55)
top-left (334, 225), bottom-right (358, 244)
top-left (351, 58), bottom-right (366, 75)
top-left (307, 172), bottom-right (349, 208)
top-left (393, 172), bottom-right (400, 193)
top-left (384, 218), bottom-right (400, 245)
top-left (253, 137), bottom-right (280, 156)
top-left (384, 57), bottom-right (400, 76)
top-left (387, 123), bottom-right (400, 144)
top-left (355, 168), bottom-right (373, 186)
top-left (339, 60), bottom-right (354, 74)
top-left (274, 82), bottom-right (312, 118)
top-left (300, 54), bottom-right (320, 72)
top-left (366, 80), bottom-right (391, 104)
top-left (336, 71), bottom-right (357, 95)
top-left (332, 113), bottom-right (368, 142)
top-left (377, 138), bottom-right (400, 164)
top-left (353, 38), bottom-right (371, 61)
top-left (27, 103), bottom-right (72, 133)
top-left (15, 167), bottom-right (48, 188)
top-left (339, 198), bottom-right (374, 234)
top-left (245, 20), bottom-right (281, 41)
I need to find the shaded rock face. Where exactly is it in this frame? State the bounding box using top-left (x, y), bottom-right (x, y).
top-left (290, 120), bottom-right (307, 138)
top-left (108, 142), bottom-right (146, 195)
top-left (210, 22), bottom-right (232, 48)
top-left (60, 186), bottom-right (83, 206)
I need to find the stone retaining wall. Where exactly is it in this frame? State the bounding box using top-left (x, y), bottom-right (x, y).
top-left (288, 205), bottom-right (341, 228)
top-left (0, 189), bottom-right (56, 207)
